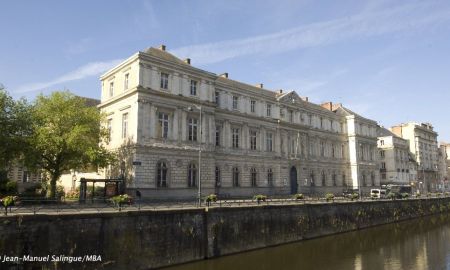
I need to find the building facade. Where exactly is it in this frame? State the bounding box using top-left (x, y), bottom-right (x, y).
top-left (6, 161), bottom-right (41, 192)
top-left (98, 45), bottom-right (380, 199)
top-left (377, 128), bottom-right (415, 186)
top-left (391, 122), bottom-right (439, 192)
top-left (438, 143), bottom-right (449, 191)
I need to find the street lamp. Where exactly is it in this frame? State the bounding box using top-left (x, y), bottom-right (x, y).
top-left (188, 105), bottom-right (202, 206)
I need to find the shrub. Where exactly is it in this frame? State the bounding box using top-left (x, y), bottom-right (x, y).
top-left (401, 193), bottom-right (409, 199)
top-left (293, 193), bottom-right (304, 200)
top-left (387, 193), bottom-right (396, 200)
top-left (65, 189), bottom-right (80, 199)
top-left (110, 194), bottom-right (133, 210)
top-left (349, 193), bottom-right (359, 201)
top-left (5, 181), bottom-right (17, 193)
top-left (445, 192), bottom-right (450, 197)
top-left (205, 194), bottom-right (217, 203)
top-left (254, 194), bottom-right (267, 204)
top-left (325, 193), bottom-right (335, 202)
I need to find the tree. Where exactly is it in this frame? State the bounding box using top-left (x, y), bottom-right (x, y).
top-left (0, 84), bottom-right (33, 175)
top-left (26, 91), bottom-right (115, 198)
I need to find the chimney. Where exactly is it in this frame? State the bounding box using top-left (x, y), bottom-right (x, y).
top-left (158, 44), bottom-right (166, 51)
top-left (321, 102), bottom-right (333, 111)
top-left (184, 58), bottom-right (191, 65)
top-left (278, 89), bottom-right (283, 94)
top-left (255, 83), bottom-right (263, 88)
top-left (302, 97), bottom-right (309, 102)
top-left (219, 73), bottom-right (228, 78)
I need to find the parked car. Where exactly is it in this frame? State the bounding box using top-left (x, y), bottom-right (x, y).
top-left (370, 189), bottom-right (386, 199)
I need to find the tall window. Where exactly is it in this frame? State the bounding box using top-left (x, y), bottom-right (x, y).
top-left (109, 82), bottom-right (114, 97)
top-left (215, 91), bottom-right (220, 105)
top-left (267, 168), bottom-right (273, 186)
top-left (332, 144), bottom-right (336, 158)
top-left (320, 141), bottom-right (325, 157)
top-left (380, 150), bottom-right (385, 158)
top-left (215, 167), bottom-right (221, 187)
top-left (160, 72), bottom-right (169, 89)
top-left (250, 168), bottom-right (257, 187)
top-left (321, 171), bottom-right (326, 186)
top-left (289, 110), bottom-right (294, 123)
top-left (342, 174), bottom-right (346, 186)
top-left (320, 117), bottom-right (323, 129)
top-left (124, 73), bottom-right (129, 90)
top-left (215, 127), bottom-right (220, 146)
top-left (232, 96), bottom-right (238, 110)
top-left (250, 100), bottom-right (256, 113)
top-left (188, 118), bottom-right (198, 141)
top-left (266, 103), bottom-right (272, 117)
top-left (371, 173), bottom-right (375, 186)
top-left (381, 162), bottom-right (386, 169)
top-left (310, 171), bottom-right (315, 186)
top-left (22, 172), bottom-right (29, 183)
top-left (250, 130), bottom-right (257, 150)
top-left (332, 173), bottom-right (337, 186)
top-left (188, 163), bottom-right (197, 187)
top-left (158, 112), bottom-right (169, 139)
top-left (362, 173), bottom-right (366, 186)
top-left (107, 119), bottom-right (112, 143)
top-left (232, 128), bottom-right (239, 148)
top-left (266, 132), bottom-right (273, 152)
top-left (232, 167), bottom-right (239, 187)
top-left (121, 113), bottom-right (128, 139)
top-left (157, 161), bottom-right (168, 187)
top-left (190, 80), bottom-right (197, 96)
top-left (342, 144), bottom-right (345, 158)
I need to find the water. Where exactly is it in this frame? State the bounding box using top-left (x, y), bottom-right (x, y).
top-left (167, 214), bottom-right (450, 270)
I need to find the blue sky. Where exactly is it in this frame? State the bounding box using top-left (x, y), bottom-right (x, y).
top-left (1, 0), bottom-right (450, 141)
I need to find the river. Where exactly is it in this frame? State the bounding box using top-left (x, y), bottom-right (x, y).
top-left (167, 214), bottom-right (450, 270)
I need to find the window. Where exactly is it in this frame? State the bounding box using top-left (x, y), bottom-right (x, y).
top-left (332, 173), bottom-right (337, 186)
top-left (158, 112), bottom-right (169, 139)
top-left (381, 162), bottom-right (386, 169)
top-left (382, 173), bottom-right (386, 179)
top-left (289, 110), bottom-right (294, 123)
top-left (250, 100), bottom-right (256, 113)
top-left (266, 132), bottom-right (273, 152)
top-left (232, 128), bottom-right (240, 148)
top-left (109, 82), bottom-right (114, 97)
top-left (188, 118), bottom-right (198, 141)
top-left (190, 80), bottom-right (197, 96)
top-left (121, 113), bottom-right (128, 139)
top-left (251, 168), bottom-right (257, 187)
top-left (380, 150), bottom-right (385, 158)
top-left (160, 72), bottom-right (169, 89)
top-left (157, 161), bottom-right (168, 187)
top-left (250, 130), bottom-right (257, 150)
top-left (107, 119), bottom-right (112, 143)
top-left (380, 140), bottom-right (384, 146)
top-left (215, 127), bottom-right (220, 146)
top-left (362, 174), bottom-right (366, 186)
top-left (332, 144), bottom-right (336, 158)
top-left (320, 141), bottom-right (325, 157)
top-left (188, 163), bottom-right (197, 187)
top-left (215, 167), bottom-right (221, 187)
top-left (371, 173), bottom-right (375, 186)
top-left (267, 168), bottom-right (273, 186)
top-left (266, 104), bottom-right (272, 117)
top-left (232, 96), bottom-right (238, 110)
top-left (320, 117), bottom-right (323, 129)
top-left (321, 171), bottom-right (326, 186)
top-left (310, 171), bottom-right (315, 186)
top-left (22, 171), bottom-right (29, 183)
top-left (342, 174), bottom-right (346, 186)
top-left (290, 137), bottom-right (295, 154)
top-left (232, 167), bottom-right (239, 187)
top-left (342, 144), bottom-right (345, 158)
top-left (215, 91), bottom-right (220, 105)
top-left (124, 73), bottom-right (129, 90)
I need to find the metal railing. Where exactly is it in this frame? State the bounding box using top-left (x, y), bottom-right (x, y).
top-left (2, 193), bottom-right (449, 216)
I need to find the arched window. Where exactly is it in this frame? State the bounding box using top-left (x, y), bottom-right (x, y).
top-left (250, 168), bottom-right (257, 187)
top-left (156, 161), bottom-right (168, 188)
top-left (267, 168), bottom-right (273, 187)
top-left (321, 171), bottom-right (326, 186)
top-left (232, 167), bottom-right (239, 187)
top-left (215, 167), bottom-right (221, 187)
top-left (188, 163), bottom-right (197, 187)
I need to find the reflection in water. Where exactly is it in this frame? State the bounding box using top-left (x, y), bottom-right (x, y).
top-left (167, 214), bottom-right (450, 270)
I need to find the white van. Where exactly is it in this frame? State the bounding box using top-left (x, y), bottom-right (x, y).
top-left (370, 189), bottom-right (386, 199)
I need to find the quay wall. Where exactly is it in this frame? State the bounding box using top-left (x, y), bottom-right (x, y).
top-left (1, 198), bottom-right (450, 269)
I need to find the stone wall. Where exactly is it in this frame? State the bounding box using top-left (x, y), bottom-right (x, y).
top-left (1, 198), bottom-right (450, 269)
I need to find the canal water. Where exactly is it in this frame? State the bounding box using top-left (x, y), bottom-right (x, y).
top-left (167, 214), bottom-right (450, 270)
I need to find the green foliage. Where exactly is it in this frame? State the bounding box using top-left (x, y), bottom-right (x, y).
top-left (19, 183), bottom-right (45, 198)
top-left (1, 196), bottom-right (16, 207)
top-left (253, 194), bottom-right (267, 202)
top-left (293, 193), bottom-right (304, 200)
top-left (445, 192), bottom-right (450, 197)
top-left (387, 192), bottom-right (396, 200)
top-left (325, 193), bottom-right (335, 202)
top-left (205, 194), bottom-right (217, 203)
top-left (0, 180), bottom-right (18, 195)
top-left (0, 85), bottom-right (34, 170)
top-left (25, 91), bottom-right (115, 198)
top-left (110, 194), bottom-right (132, 208)
top-left (349, 193), bottom-right (359, 201)
top-left (65, 189), bottom-right (80, 199)
top-left (401, 193), bottom-right (410, 199)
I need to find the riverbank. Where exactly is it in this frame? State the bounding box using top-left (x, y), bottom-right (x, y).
top-left (1, 197), bottom-right (449, 269)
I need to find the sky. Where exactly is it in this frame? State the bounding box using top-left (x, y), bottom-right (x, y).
top-left (1, 0), bottom-right (449, 141)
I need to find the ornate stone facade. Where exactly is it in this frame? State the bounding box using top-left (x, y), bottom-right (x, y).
top-left (98, 45), bottom-right (380, 199)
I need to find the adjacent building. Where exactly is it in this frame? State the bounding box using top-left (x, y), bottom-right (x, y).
top-left (6, 160), bottom-right (41, 192)
top-left (98, 45), bottom-right (381, 199)
top-left (390, 122), bottom-right (439, 192)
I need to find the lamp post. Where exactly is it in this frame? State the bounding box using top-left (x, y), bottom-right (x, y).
top-left (188, 105), bottom-right (202, 206)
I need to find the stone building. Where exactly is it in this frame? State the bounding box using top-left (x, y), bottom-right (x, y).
top-left (98, 45), bottom-right (380, 199)
top-left (377, 127), bottom-right (415, 186)
top-left (438, 143), bottom-right (449, 191)
top-left (391, 122), bottom-right (439, 192)
top-left (6, 160), bottom-right (41, 192)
